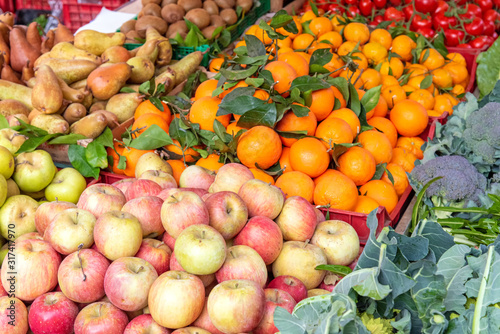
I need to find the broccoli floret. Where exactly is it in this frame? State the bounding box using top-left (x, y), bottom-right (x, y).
top-left (360, 313), bottom-right (394, 334)
top-left (462, 102), bottom-right (500, 164)
top-left (409, 155), bottom-right (487, 206)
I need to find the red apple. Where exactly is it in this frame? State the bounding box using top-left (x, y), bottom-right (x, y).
top-left (0, 296), bottom-right (28, 334)
top-left (254, 288), bottom-right (297, 334)
top-left (314, 207), bottom-right (326, 224)
top-left (122, 196), bottom-right (164, 237)
top-left (208, 163), bottom-right (254, 194)
top-left (139, 170), bottom-right (177, 190)
top-left (192, 298), bottom-right (225, 334)
top-left (135, 239), bottom-right (171, 275)
top-left (1, 239), bottom-right (60, 301)
top-left (15, 231), bottom-right (43, 242)
top-left (275, 196), bottom-right (317, 242)
top-left (205, 191), bottom-right (248, 240)
top-left (0, 280), bottom-right (6, 297)
top-left (77, 183), bottom-right (126, 218)
top-left (238, 179), bottom-right (284, 220)
top-left (157, 188), bottom-right (208, 201)
top-left (207, 279), bottom-right (265, 334)
top-left (160, 191), bottom-right (209, 238)
top-left (319, 271), bottom-right (341, 292)
top-left (162, 232), bottom-right (176, 250)
top-left (233, 216), bottom-right (283, 265)
top-left (179, 165), bottom-right (216, 191)
top-left (267, 275), bottom-right (307, 303)
top-left (112, 178), bottom-right (136, 195)
top-left (169, 252), bottom-right (215, 287)
top-left (58, 248), bottom-right (110, 303)
top-left (125, 179), bottom-right (163, 201)
top-left (148, 270), bottom-right (205, 329)
top-left (34, 201), bottom-right (76, 235)
top-left (74, 302), bottom-right (129, 334)
top-left (171, 327), bottom-right (212, 334)
top-left (28, 292), bottom-right (79, 334)
top-left (124, 314), bottom-right (171, 334)
top-left (215, 245), bottom-right (268, 288)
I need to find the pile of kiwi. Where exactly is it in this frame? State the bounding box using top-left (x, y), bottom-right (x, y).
top-left (121, 0), bottom-right (254, 42)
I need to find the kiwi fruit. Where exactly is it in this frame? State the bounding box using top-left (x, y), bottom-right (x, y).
top-left (236, 0), bottom-right (253, 13)
top-left (214, 0), bottom-right (235, 9)
top-left (167, 20), bottom-right (189, 39)
top-left (203, 0), bottom-right (219, 15)
top-left (120, 19), bottom-right (137, 34)
top-left (220, 8), bottom-right (237, 25)
top-left (141, 0), bottom-right (162, 5)
top-left (135, 15), bottom-right (168, 38)
top-left (161, 0), bottom-right (177, 5)
top-left (161, 4), bottom-right (186, 23)
top-left (202, 26), bottom-right (221, 39)
top-left (139, 3), bottom-right (162, 17)
top-left (185, 8), bottom-right (211, 29)
top-left (210, 15), bottom-right (226, 28)
top-left (178, 0), bottom-right (203, 12)
top-left (126, 30), bottom-right (142, 43)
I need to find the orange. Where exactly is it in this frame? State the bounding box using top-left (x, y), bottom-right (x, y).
top-left (419, 48), bottom-right (445, 70)
top-left (121, 147), bottom-right (155, 177)
top-left (234, 40), bottom-right (246, 49)
top-left (427, 109), bottom-right (446, 117)
top-left (134, 100), bottom-right (172, 123)
top-left (167, 159), bottom-right (186, 184)
top-left (107, 141), bottom-right (125, 175)
top-left (343, 22), bottom-right (370, 45)
top-left (381, 74), bottom-right (399, 88)
top-left (253, 89), bottom-right (270, 101)
top-left (451, 84), bottom-right (465, 96)
top-left (194, 79), bottom-right (219, 100)
top-left (443, 92), bottom-right (459, 107)
top-left (249, 168), bottom-right (275, 185)
top-left (402, 84), bottom-right (417, 94)
top-left (277, 16), bottom-right (302, 39)
top-left (189, 97), bottom-right (231, 132)
top-left (337, 146), bottom-right (376, 186)
top-left (332, 86), bottom-right (347, 109)
top-left (165, 139), bottom-right (200, 163)
top-left (209, 58), bottom-right (224, 72)
top-left (313, 169), bottom-right (338, 186)
top-left (277, 52), bottom-right (310, 77)
top-left (432, 68), bottom-right (453, 89)
top-left (351, 52), bottom-right (369, 70)
top-left (275, 110), bottom-right (317, 147)
top-left (264, 61), bottom-right (298, 95)
top-left (362, 42), bottom-right (387, 65)
top-left (369, 29), bottom-right (392, 50)
top-left (337, 41), bottom-right (359, 57)
top-left (339, 68), bottom-right (364, 89)
top-left (309, 87), bottom-right (335, 121)
top-left (296, 51), bottom-right (312, 63)
top-left (408, 89), bottom-right (435, 110)
top-left (131, 113), bottom-right (170, 136)
top-left (253, 26), bottom-right (272, 44)
top-left (220, 81), bottom-right (248, 98)
top-left (237, 126), bottom-right (282, 169)
top-left (323, 53), bottom-right (345, 78)
top-left (307, 42), bottom-right (332, 55)
top-left (390, 100), bottom-right (429, 137)
top-left (289, 137), bottom-right (330, 178)
top-left (226, 121), bottom-right (245, 135)
top-left (361, 68), bottom-right (382, 90)
top-left (359, 180), bottom-right (399, 214)
top-left (381, 163), bottom-right (409, 197)
top-left (434, 94), bottom-right (454, 116)
top-left (379, 57), bottom-right (404, 79)
top-left (196, 153), bottom-right (224, 172)
top-left (318, 31), bottom-right (343, 50)
top-left (391, 35), bottom-right (416, 62)
top-left (396, 136), bottom-right (425, 160)
top-left (381, 85), bottom-right (406, 109)
top-left (292, 33), bottom-right (315, 50)
top-left (313, 170), bottom-right (359, 211)
top-left (407, 64), bottom-right (427, 78)
top-left (372, 95), bottom-right (389, 118)
top-left (446, 52), bottom-right (467, 66)
top-left (353, 196), bottom-right (380, 214)
top-left (300, 10), bottom-right (317, 24)
top-left (279, 147), bottom-right (294, 173)
top-left (357, 130), bottom-right (393, 164)
top-left (327, 108), bottom-right (360, 137)
top-left (309, 17), bottom-right (333, 36)
top-left (407, 75), bottom-right (435, 93)
top-left (390, 147), bottom-right (417, 172)
top-left (315, 117), bottom-right (354, 149)
top-left (267, 37), bottom-right (293, 55)
top-left (367, 116), bottom-right (398, 147)
top-left (275, 171), bottom-right (315, 203)
top-left (330, 15), bottom-right (344, 33)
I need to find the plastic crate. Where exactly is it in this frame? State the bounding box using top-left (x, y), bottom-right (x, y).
top-left (172, 44), bottom-right (211, 67)
top-left (320, 120), bottom-right (437, 244)
top-left (447, 46), bottom-right (482, 94)
top-left (62, 0), bottom-right (130, 33)
top-left (15, 0), bottom-right (51, 10)
top-left (0, 0), bottom-right (14, 12)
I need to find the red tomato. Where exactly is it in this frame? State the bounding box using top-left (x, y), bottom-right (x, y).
top-left (483, 8), bottom-right (500, 29)
top-left (403, 5), bottom-right (414, 20)
top-left (416, 27), bottom-right (436, 39)
top-left (411, 14), bottom-right (433, 31)
top-left (372, 15), bottom-right (385, 25)
top-left (345, 0), bottom-right (359, 5)
top-left (470, 35), bottom-right (490, 48)
top-left (465, 17), bottom-right (484, 36)
top-left (389, 0), bottom-right (402, 5)
top-left (465, 3), bottom-right (483, 18)
top-left (347, 5), bottom-right (360, 17)
top-left (435, 0), bottom-right (449, 13)
top-left (483, 20), bottom-right (496, 35)
top-left (433, 12), bottom-right (457, 31)
top-left (359, 0), bottom-right (374, 16)
top-left (384, 7), bottom-right (405, 22)
top-left (328, 3), bottom-right (345, 14)
top-left (444, 29), bottom-right (465, 46)
top-left (494, 0), bottom-right (500, 8)
top-left (476, 0), bottom-right (493, 11)
top-left (373, 0), bottom-right (387, 9)
top-left (415, 0), bottom-right (438, 14)
top-left (457, 43), bottom-right (473, 48)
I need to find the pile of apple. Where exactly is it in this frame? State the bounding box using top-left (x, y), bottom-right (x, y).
top-left (1, 151), bottom-right (363, 334)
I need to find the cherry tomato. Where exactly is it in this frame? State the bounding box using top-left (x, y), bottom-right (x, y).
top-left (345, 0), bottom-right (359, 5)
top-left (483, 20), bottom-right (496, 35)
top-left (328, 3), bottom-right (345, 14)
top-left (455, 0), bottom-right (467, 5)
top-left (411, 14), bottom-right (433, 30)
top-left (389, 0), bottom-right (402, 5)
top-left (403, 5), bottom-right (414, 20)
top-left (372, 15), bottom-right (384, 25)
top-left (483, 9), bottom-right (500, 29)
top-left (470, 35), bottom-right (490, 48)
top-left (384, 7), bottom-right (405, 22)
top-left (359, 0), bottom-right (374, 16)
top-left (315, 0), bottom-right (330, 10)
top-left (494, 0), bottom-right (500, 8)
top-left (415, 0), bottom-right (438, 14)
top-left (457, 43), bottom-right (473, 48)
top-left (444, 29), bottom-right (465, 46)
top-left (373, 0), bottom-right (387, 9)
top-left (433, 12), bottom-right (457, 31)
top-left (416, 27), bottom-right (436, 39)
top-left (465, 17), bottom-right (484, 36)
top-left (435, 0), bottom-right (449, 13)
top-left (465, 3), bottom-right (483, 18)
top-left (476, 0), bottom-right (493, 12)
top-left (347, 5), bottom-right (360, 17)
top-left (485, 35), bottom-right (496, 47)
top-left (493, 32), bottom-right (498, 38)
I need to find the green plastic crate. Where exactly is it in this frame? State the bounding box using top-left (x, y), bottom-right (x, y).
top-left (172, 44), bottom-right (211, 67)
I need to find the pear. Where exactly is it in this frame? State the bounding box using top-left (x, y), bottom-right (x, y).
top-left (63, 103), bottom-right (87, 125)
top-left (70, 79), bottom-right (87, 90)
top-left (42, 58), bottom-right (98, 84)
top-left (145, 27), bottom-right (172, 66)
top-left (89, 101), bottom-right (108, 113)
top-left (154, 67), bottom-right (176, 94)
top-left (57, 77), bottom-right (88, 103)
top-left (30, 114), bottom-right (70, 134)
top-left (90, 110), bottom-right (119, 129)
top-left (0, 79), bottom-right (32, 109)
top-left (105, 93), bottom-right (142, 123)
top-left (81, 92), bottom-right (94, 110)
top-left (49, 42), bottom-right (102, 64)
top-left (87, 62), bottom-right (132, 100)
top-left (10, 27), bottom-right (41, 72)
top-left (136, 39), bottom-right (160, 63)
top-left (53, 18), bottom-right (74, 44)
top-left (101, 46), bottom-right (131, 63)
top-left (134, 152), bottom-right (174, 178)
top-left (70, 113), bottom-right (108, 139)
top-left (41, 29), bottom-right (55, 53)
top-left (0, 99), bottom-right (31, 117)
top-left (127, 57), bottom-right (155, 84)
top-left (74, 30), bottom-right (126, 56)
top-left (33, 52), bottom-right (52, 67)
top-left (32, 65), bottom-right (63, 114)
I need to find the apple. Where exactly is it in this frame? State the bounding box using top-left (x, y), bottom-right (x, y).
top-left (171, 327), bottom-right (211, 334)
top-left (272, 241), bottom-right (327, 290)
top-left (160, 191), bottom-right (209, 238)
top-left (13, 150), bottom-right (57, 193)
top-left (205, 191), bottom-right (248, 240)
top-left (174, 224), bottom-right (226, 275)
top-left (0, 296), bottom-right (28, 334)
top-left (275, 196), bottom-right (317, 242)
top-left (192, 297), bottom-right (225, 334)
top-left (162, 232), bottom-right (176, 250)
top-left (139, 170), bottom-right (177, 189)
top-left (148, 270), bottom-right (205, 329)
top-left (43, 208), bottom-right (96, 255)
top-left (314, 207), bottom-right (326, 223)
top-left (307, 289), bottom-right (331, 297)
top-left (267, 275), bottom-right (308, 303)
top-left (254, 288), bottom-right (297, 334)
top-left (0, 244), bottom-right (7, 267)
top-left (0, 175), bottom-right (6, 207)
top-left (0, 145), bottom-right (14, 179)
top-left (238, 179), bottom-right (284, 220)
top-left (134, 152), bottom-right (173, 178)
top-left (310, 220), bottom-right (360, 266)
top-left (74, 302), bottom-right (129, 334)
top-left (34, 201), bottom-right (77, 235)
top-left (0, 194), bottom-right (39, 240)
top-left (6, 178), bottom-right (20, 198)
top-left (122, 196), bottom-right (164, 237)
top-left (44, 168), bottom-right (87, 204)
top-left (104, 257), bottom-right (158, 312)
top-left (233, 215), bottom-right (283, 265)
top-left (77, 183), bottom-right (127, 219)
top-left (208, 163), bottom-right (254, 194)
top-left (349, 246), bottom-right (364, 270)
top-left (112, 177), bottom-right (136, 194)
top-left (125, 179), bottom-right (163, 201)
top-left (58, 248), bottom-right (110, 303)
top-left (124, 314), bottom-right (171, 334)
top-left (319, 271), bottom-right (342, 292)
top-left (207, 279), bottom-right (266, 334)
top-left (28, 292), bottom-right (79, 334)
top-left (169, 252), bottom-right (216, 287)
top-left (1, 239), bottom-right (60, 301)
top-left (215, 245), bottom-right (268, 288)
top-left (0, 279), bottom-right (6, 297)
top-left (0, 128), bottom-right (26, 155)
top-left (135, 239), bottom-right (171, 275)
top-left (179, 165), bottom-right (216, 191)
top-left (157, 188), bottom-right (208, 201)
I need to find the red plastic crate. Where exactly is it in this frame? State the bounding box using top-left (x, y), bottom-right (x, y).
top-left (447, 46), bottom-right (482, 94)
top-left (0, 0), bottom-right (14, 12)
top-left (15, 0), bottom-right (51, 10)
top-left (62, 0), bottom-right (130, 33)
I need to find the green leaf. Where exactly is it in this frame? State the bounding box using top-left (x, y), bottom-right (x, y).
top-left (184, 28), bottom-right (199, 48)
top-left (348, 84), bottom-right (361, 116)
top-left (169, 118), bottom-right (197, 148)
top-left (290, 104), bottom-right (309, 117)
top-left (120, 87), bottom-right (137, 94)
top-left (276, 130), bottom-right (308, 139)
top-left (328, 77), bottom-right (349, 103)
top-left (237, 102), bottom-right (277, 128)
top-left (68, 144), bottom-right (99, 179)
top-left (245, 77), bottom-right (265, 88)
top-left (15, 134), bottom-right (58, 154)
top-left (290, 87), bottom-right (305, 105)
top-left (270, 10), bottom-right (294, 29)
top-left (213, 119), bottom-right (230, 143)
top-left (476, 37), bottom-right (500, 98)
top-left (290, 76), bottom-right (330, 92)
top-left (360, 85), bottom-right (381, 113)
top-left (371, 163), bottom-right (387, 181)
top-left (219, 66), bottom-right (259, 81)
top-left (138, 80), bottom-right (151, 96)
top-left (433, 32), bottom-right (448, 57)
top-left (315, 264), bottom-right (353, 277)
top-left (48, 134), bottom-right (87, 145)
top-left (130, 124), bottom-right (173, 150)
top-left (0, 115), bottom-right (8, 129)
top-left (419, 75), bottom-right (433, 90)
top-left (244, 34), bottom-right (267, 57)
top-left (117, 155), bottom-right (126, 170)
top-left (309, 0), bottom-right (319, 16)
top-left (85, 141), bottom-right (108, 169)
top-left (309, 49), bottom-right (333, 74)
top-left (218, 95), bottom-right (266, 117)
top-left (93, 127), bottom-right (114, 148)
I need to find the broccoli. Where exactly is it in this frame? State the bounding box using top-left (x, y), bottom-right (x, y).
top-left (462, 102), bottom-right (500, 165)
top-left (360, 313), bottom-right (394, 334)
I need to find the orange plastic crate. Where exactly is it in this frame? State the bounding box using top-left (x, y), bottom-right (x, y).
top-left (62, 0), bottom-right (130, 33)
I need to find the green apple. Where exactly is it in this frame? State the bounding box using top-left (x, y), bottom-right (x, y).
top-left (0, 146), bottom-right (14, 179)
top-left (0, 194), bottom-right (39, 240)
top-left (5, 178), bottom-right (20, 198)
top-left (0, 243), bottom-right (7, 266)
top-left (13, 150), bottom-right (57, 193)
top-left (0, 128), bottom-right (26, 155)
top-left (0, 175), bottom-right (6, 207)
top-left (45, 168), bottom-right (87, 204)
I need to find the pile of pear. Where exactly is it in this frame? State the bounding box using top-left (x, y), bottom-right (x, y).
top-left (0, 16), bottom-right (204, 141)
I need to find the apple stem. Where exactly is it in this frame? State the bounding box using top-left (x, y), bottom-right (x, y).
top-left (303, 239), bottom-right (310, 248)
top-left (202, 230), bottom-right (205, 239)
top-left (226, 208), bottom-right (232, 214)
top-left (230, 251), bottom-right (235, 259)
top-left (98, 303), bottom-right (102, 317)
top-left (77, 243), bottom-right (87, 282)
top-left (170, 195), bottom-right (177, 202)
top-left (136, 266), bottom-right (144, 274)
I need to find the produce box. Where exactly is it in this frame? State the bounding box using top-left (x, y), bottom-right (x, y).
top-left (448, 46), bottom-right (480, 94)
top-left (15, 0), bottom-right (51, 10)
top-left (61, 0), bottom-right (130, 33)
top-left (0, 0), bottom-right (14, 12)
